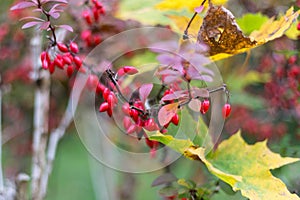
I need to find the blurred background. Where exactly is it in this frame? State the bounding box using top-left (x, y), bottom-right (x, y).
top-left (1, 0), bottom-right (300, 199)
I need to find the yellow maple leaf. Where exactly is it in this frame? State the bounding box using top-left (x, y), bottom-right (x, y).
top-left (156, 0), bottom-right (228, 12)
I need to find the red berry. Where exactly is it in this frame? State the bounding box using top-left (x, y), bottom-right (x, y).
top-left (40, 51), bottom-right (50, 63)
top-left (87, 75), bottom-right (99, 90)
top-left (93, 35), bottom-right (101, 45)
top-left (93, 0), bottom-right (103, 9)
top-left (57, 43), bottom-right (69, 53)
top-left (62, 55), bottom-right (72, 65)
top-left (82, 10), bottom-right (92, 25)
top-left (54, 57), bottom-right (64, 69)
top-left (99, 102), bottom-right (109, 112)
top-left (49, 62), bottom-right (55, 74)
top-left (123, 117), bottom-right (132, 130)
top-left (102, 88), bottom-right (110, 100)
top-left (200, 99), bottom-right (210, 114)
top-left (96, 83), bottom-right (105, 94)
top-left (297, 22), bottom-right (300, 31)
top-left (144, 118), bottom-right (159, 131)
top-left (129, 109), bottom-right (139, 122)
top-left (107, 108), bottom-right (113, 117)
top-left (222, 103), bottom-right (231, 118)
top-left (126, 124), bottom-right (136, 134)
top-left (42, 59), bottom-right (49, 70)
top-left (123, 66), bottom-right (138, 75)
top-left (73, 56), bottom-right (82, 68)
top-left (107, 93), bottom-right (115, 107)
top-left (66, 65), bottom-right (74, 77)
top-left (69, 42), bottom-right (79, 54)
top-left (171, 113), bottom-right (179, 125)
top-left (93, 7), bottom-right (100, 21)
top-left (122, 103), bottom-right (131, 116)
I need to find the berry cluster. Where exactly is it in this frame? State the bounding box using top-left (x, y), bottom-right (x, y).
top-left (80, 0), bottom-right (105, 47)
top-left (40, 42), bottom-right (83, 77)
top-left (82, 0), bottom-right (105, 25)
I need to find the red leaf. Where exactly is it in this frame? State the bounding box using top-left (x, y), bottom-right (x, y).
top-left (10, 2), bottom-right (36, 10)
top-left (158, 103), bottom-right (179, 126)
top-left (139, 83), bottom-right (153, 103)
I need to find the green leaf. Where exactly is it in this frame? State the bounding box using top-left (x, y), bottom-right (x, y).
top-left (116, 0), bottom-right (171, 25)
top-left (236, 13), bottom-right (269, 35)
top-left (149, 132), bottom-right (194, 154)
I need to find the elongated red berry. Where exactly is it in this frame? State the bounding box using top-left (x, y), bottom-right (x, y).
top-left (107, 94), bottom-right (115, 107)
top-left (107, 108), bottom-right (113, 117)
top-left (49, 62), bottom-right (55, 74)
top-left (62, 55), bottom-right (72, 65)
top-left (200, 99), bottom-right (210, 114)
top-left (99, 102), bottom-right (109, 112)
top-left (129, 109), bottom-right (139, 122)
top-left (102, 88), bottom-right (110, 100)
top-left (222, 103), bottom-right (231, 118)
top-left (40, 51), bottom-right (50, 63)
top-left (69, 42), bottom-right (79, 54)
top-left (57, 43), bottom-right (69, 53)
top-left (127, 124), bottom-right (136, 134)
top-left (171, 113), bottom-right (179, 126)
top-left (66, 65), bottom-right (74, 77)
top-left (123, 116), bottom-right (132, 130)
top-left (122, 103), bottom-right (131, 116)
top-left (82, 10), bottom-right (92, 25)
top-left (42, 59), bottom-right (49, 69)
top-left (123, 66), bottom-right (138, 75)
top-left (73, 56), bottom-right (82, 68)
top-left (54, 57), bottom-right (64, 69)
top-left (297, 22), bottom-right (300, 31)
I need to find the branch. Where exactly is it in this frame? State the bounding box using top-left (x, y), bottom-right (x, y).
top-left (0, 76), bottom-right (4, 197)
top-left (40, 89), bottom-right (78, 197)
top-left (31, 31), bottom-right (50, 200)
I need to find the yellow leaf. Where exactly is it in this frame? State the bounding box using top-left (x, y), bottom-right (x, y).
top-left (189, 131), bottom-right (300, 200)
top-left (148, 130), bottom-right (300, 200)
top-left (250, 7), bottom-right (300, 44)
top-left (156, 0), bottom-right (228, 12)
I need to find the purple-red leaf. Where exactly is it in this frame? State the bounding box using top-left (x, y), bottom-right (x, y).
top-left (158, 103), bottom-right (179, 126)
top-left (22, 21), bottom-right (42, 29)
top-left (56, 25), bottom-right (73, 32)
top-left (139, 83), bottom-right (153, 103)
top-left (188, 99), bottom-right (202, 112)
top-left (10, 2), bottom-right (36, 10)
top-left (21, 16), bottom-right (44, 22)
top-left (191, 88), bottom-right (209, 98)
top-left (41, 0), bottom-right (68, 4)
top-left (161, 90), bottom-right (187, 101)
top-left (39, 21), bottom-right (51, 30)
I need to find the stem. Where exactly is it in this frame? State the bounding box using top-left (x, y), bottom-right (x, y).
top-left (183, 0), bottom-right (207, 40)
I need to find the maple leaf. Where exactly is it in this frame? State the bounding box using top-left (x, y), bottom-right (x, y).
top-left (148, 131), bottom-right (300, 200)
